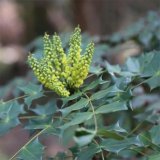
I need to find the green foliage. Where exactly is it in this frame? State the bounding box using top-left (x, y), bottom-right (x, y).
top-left (1, 14), bottom-right (160, 159)
top-left (107, 11), bottom-right (160, 51)
top-left (0, 101), bottom-right (24, 135)
top-left (18, 138), bottom-right (44, 160)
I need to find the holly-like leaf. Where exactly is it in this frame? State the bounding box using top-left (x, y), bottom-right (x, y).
top-left (25, 116), bottom-right (52, 130)
top-left (95, 101), bottom-right (128, 114)
top-left (149, 125), bottom-right (160, 145)
top-left (0, 101), bottom-right (24, 135)
top-left (24, 92), bottom-right (44, 107)
top-left (60, 112), bottom-right (93, 130)
top-left (61, 91), bottom-right (82, 106)
top-left (77, 144), bottom-right (100, 160)
top-left (100, 136), bottom-right (143, 154)
top-left (74, 127), bottom-right (96, 147)
top-left (60, 98), bottom-right (89, 117)
top-left (91, 85), bottom-right (123, 101)
top-left (18, 138), bottom-right (44, 160)
top-left (31, 99), bottom-right (57, 116)
top-left (19, 82), bottom-right (44, 107)
top-left (19, 82), bottom-right (42, 95)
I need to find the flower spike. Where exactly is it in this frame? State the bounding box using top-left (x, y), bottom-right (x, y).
top-left (28, 26), bottom-right (94, 97)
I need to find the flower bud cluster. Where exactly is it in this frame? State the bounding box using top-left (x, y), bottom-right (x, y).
top-left (28, 26), bottom-right (94, 97)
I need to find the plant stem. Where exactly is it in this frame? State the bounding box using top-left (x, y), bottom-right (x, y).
top-left (3, 94), bottom-right (28, 104)
top-left (9, 126), bottom-right (49, 160)
top-left (83, 93), bottom-right (98, 132)
top-left (127, 120), bottom-right (144, 137)
top-left (93, 139), bottom-right (105, 160)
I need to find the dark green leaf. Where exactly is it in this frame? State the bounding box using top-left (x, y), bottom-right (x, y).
top-left (25, 116), bottom-right (52, 130)
top-left (74, 127), bottom-right (96, 147)
top-left (95, 101), bottom-right (128, 114)
top-left (24, 92), bottom-right (43, 107)
top-left (18, 138), bottom-right (44, 160)
top-left (97, 129), bottom-right (124, 140)
top-left (31, 99), bottom-right (57, 116)
top-left (106, 121), bottom-right (128, 133)
top-left (60, 112), bottom-right (93, 130)
top-left (149, 125), bottom-right (160, 145)
top-left (91, 85), bottom-right (123, 101)
top-left (0, 101), bottom-right (24, 135)
top-left (101, 136), bottom-right (143, 153)
top-left (77, 144), bottom-right (100, 160)
top-left (145, 75), bottom-right (160, 90)
top-left (148, 153), bottom-right (160, 160)
top-left (19, 82), bottom-right (42, 95)
top-left (61, 91), bottom-right (82, 106)
top-left (60, 98), bottom-right (89, 117)
top-left (60, 125), bottom-right (78, 145)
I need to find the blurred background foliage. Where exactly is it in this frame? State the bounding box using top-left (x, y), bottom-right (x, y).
top-left (1, 0), bottom-right (160, 159)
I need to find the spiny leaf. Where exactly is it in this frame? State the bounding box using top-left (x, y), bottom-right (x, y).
top-left (60, 98), bottom-right (89, 117)
top-left (100, 136), bottom-right (143, 154)
top-left (60, 112), bottom-right (93, 130)
top-left (91, 85), bottom-right (123, 101)
top-left (18, 138), bottom-right (44, 160)
top-left (77, 144), bottom-right (100, 160)
top-left (0, 101), bottom-right (24, 135)
top-left (31, 99), bottom-right (57, 116)
top-left (24, 92), bottom-right (44, 107)
top-left (95, 101), bottom-right (128, 114)
top-left (74, 127), bottom-right (96, 147)
top-left (19, 82), bottom-right (42, 95)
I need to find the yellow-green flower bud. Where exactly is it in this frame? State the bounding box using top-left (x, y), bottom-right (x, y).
top-left (28, 26), bottom-right (94, 97)
top-left (68, 26), bottom-right (82, 66)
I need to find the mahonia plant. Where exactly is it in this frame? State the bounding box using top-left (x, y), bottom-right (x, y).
top-left (28, 26), bottom-right (94, 97)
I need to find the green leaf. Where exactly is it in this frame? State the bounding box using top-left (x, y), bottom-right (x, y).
top-left (105, 62), bottom-right (121, 74)
top-left (77, 144), bottom-right (100, 160)
top-left (61, 91), bottom-right (82, 106)
top-left (125, 57), bottom-right (141, 74)
top-left (142, 52), bottom-right (160, 77)
top-left (60, 125), bottom-right (78, 145)
top-left (60, 112), bottom-right (93, 130)
top-left (31, 99), bottom-right (57, 116)
top-left (74, 127), bottom-right (96, 147)
top-left (24, 92), bottom-right (44, 107)
top-left (149, 125), bottom-right (160, 145)
top-left (60, 98), bottom-right (89, 117)
top-left (25, 116), bottom-right (52, 130)
top-left (91, 85), bottom-right (123, 101)
top-left (138, 131), bottom-right (152, 147)
top-left (89, 66), bottom-right (102, 75)
top-left (43, 120), bottom-right (61, 136)
top-left (19, 82), bottom-right (44, 107)
top-left (95, 101), bottom-right (128, 114)
top-left (0, 101), bottom-right (24, 135)
top-left (82, 79), bottom-right (100, 92)
top-left (18, 138), bottom-right (44, 160)
top-left (139, 30), bottom-right (153, 47)
top-left (0, 118), bottom-right (20, 136)
top-left (97, 129), bottom-right (124, 140)
top-left (144, 74), bottom-right (160, 90)
top-left (19, 82), bottom-right (42, 95)
top-left (106, 121), bottom-right (128, 133)
top-left (148, 153), bottom-right (160, 160)
top-left (25, 101), bottom-right (57, 130)
top-left (106, 61), bottom-right (133, 77)
top-left (100, 136), bottom-right (143, 154)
